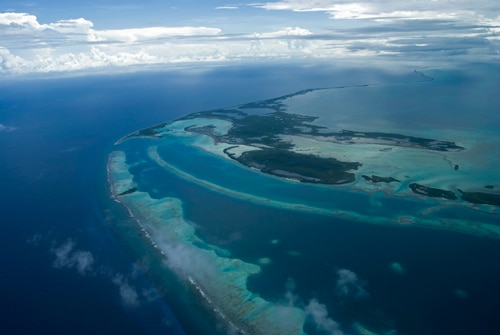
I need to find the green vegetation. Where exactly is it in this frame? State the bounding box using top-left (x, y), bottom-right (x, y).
top-left (116, 123), bottom-right (167, 144)
top-left (318, 130), bottom-right (465, 152)
top-left (409, 183), bottom-right (457, 200)
top-left (235, 149), bottom-right (360, 184)
top-left (117, 187), bottom-right (137, 196)
top-left (362, 175), bottom-right (400, 183)
top-left (223, 112), bottom-right (322, 149)
top-left (458, 190), bottom-right (500, 206)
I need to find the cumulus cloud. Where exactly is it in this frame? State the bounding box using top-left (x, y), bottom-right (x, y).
top-left (42, 236), bottom-right (157, 309)
top-left (254, 26), bottom-right (312, 38)
top-left (3, 15), bottom-right (327, 70)
top-left (305, 299), bottom-right (345, 335)
top-left (89, 26), bottom-right (221, 43)
top-left (0, 12), bottom-right (227, 73)
top-left (0, 12), bottom-right (45, 30)
top-left (251, 0), bottom-right (500, 56)
top-left (112, 274), bottom-right (140, 307)
top-left (278, 278), bottom-right (347, 334)
top-left (335, 269), bottom-right (369, 299)
top-left (51, 239), bottom-right (95, 275)
top-left (283, 277), bottom-right (300, 306)
top-left (161, 242), bottom-right (219, 281)
top-left (252, 0), bottom-right (500, 20)
top-left (1, 2), bottom-right (499, 74)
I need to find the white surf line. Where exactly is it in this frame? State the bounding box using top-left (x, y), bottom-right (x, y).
top-left (109, 150), bottom-right (307, 335)
top-left (147, 145), bottom-right (500, 239)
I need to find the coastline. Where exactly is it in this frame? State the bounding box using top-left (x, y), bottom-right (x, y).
top-left (147, 145), bottom-right (500, 240)
top-left (107, 150), bottom-right (307, 335)
top-left (105, 66), bottom-right (500, 334)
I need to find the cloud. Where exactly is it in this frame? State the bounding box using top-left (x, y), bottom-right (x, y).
top-left (0, 12), bottom-right (226, 73)
top-left (51, 239), bottom-right (95, 275)
top-left (335, 269), bottom-right (369, 299)
top-left (43, 236), bottom-right (157, 309)
top-left (254, 26), bottom-right (312, 38)
top-left (250, 1), bottom-right (500, 56)
top-left (0, 12), bottom-right (44, 30)
top-left (251, 0), bottom-right (500, 19)
top-left (1, 4), bottom-right (499, 74)
top-left (216, 6), bottom-right (239, 10)
top-left (112, 274), bottom-right (140, 307)
top-left (160, 242), bottom-right (219, 281)
top-left (305, 299), bottom-right (345, 335)
top-left (278, 278), bottom-right (347, 334)
top-left (0, 123), bottom-right (16, 132)
top-left (89, 26), bottom-right (221, 44)
top-left (283, 277), bottom-right (299, 306)
top-left (0, 12), bottom-right (217, 41)
top-left (26, 233), bottom-right (44, 246)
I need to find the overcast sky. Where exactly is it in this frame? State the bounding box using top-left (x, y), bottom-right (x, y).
top-left (1, 1), bottom-right (499, 74)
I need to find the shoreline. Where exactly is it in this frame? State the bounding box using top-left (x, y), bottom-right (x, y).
top-left (148, 145), bottom-right (500, 240)
top-left (107, 150), bottom-right (307, 335)
top-left (105, 66), bottom-right (500, 334)
top-left (107, 143), bottom-right (500, 335)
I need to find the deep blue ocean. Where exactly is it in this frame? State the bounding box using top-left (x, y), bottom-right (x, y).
top-left (0, 63), bottom-right (364, 334)
top-left (1, 62), bottom-right (500, 335)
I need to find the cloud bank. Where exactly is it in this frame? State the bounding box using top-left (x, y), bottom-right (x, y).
top-left (0, 12), bottom-right (318, 74)
top-left (1, 3), bottom-right (498, 75)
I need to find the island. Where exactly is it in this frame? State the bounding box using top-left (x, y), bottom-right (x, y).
top-left (109, 82), bottom-right (500, 335)
top-left (458, 189), bottom-right (500, 206)
top-left (362, 175), bottom-right (400, 183)
top-left (409, 183), bottom-right (457, 200)
top-left (116, 87), bottom-right (499, 210)
top-left (235, 148), bottom-right (360, 184)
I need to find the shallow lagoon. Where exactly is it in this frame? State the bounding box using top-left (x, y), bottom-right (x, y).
top-left (108, 64), bottom-right (500, 335)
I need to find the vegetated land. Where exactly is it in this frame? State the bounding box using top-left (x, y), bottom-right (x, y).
top-left (120, 88), bottom-right (499, 207)
top-left (458, 189), bottom-right (500, 206)
top-left (235, 149), bottom-right (360, 184)
top-left (409, 183), bottom-right (458, 200)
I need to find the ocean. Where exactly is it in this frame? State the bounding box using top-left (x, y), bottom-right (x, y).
top-left (1, 61), bottom-right (500, 335)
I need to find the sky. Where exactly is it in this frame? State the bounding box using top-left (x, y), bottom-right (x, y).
top-left (1, 0), bottom-right (499, 74)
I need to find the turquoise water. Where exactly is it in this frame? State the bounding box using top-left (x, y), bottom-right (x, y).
top-left (109, 63), bottom-right (500, 334)
top-left (113, 137), bottom-right (500, 335)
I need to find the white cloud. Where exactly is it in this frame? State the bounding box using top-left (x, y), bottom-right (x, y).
top-left (45, 236), bottom-right (157, 309)
top-left (89, 26), bottom-right (221, 43)
top-left (112, 274), bottom-right (140, 307)
top-left (305, 299), bottom-right (345, 335)
top-left (254, 26), bottom-right (312, 38)
top-left (0, 123), bottom-right (16, 132)
top-left (0, 12), bottom-right (44, 30)
top-left (216, 6), bottom-right (239, 10)
top-left (250, 1), bottom-right (500, 55)
top-left (51, 239), bottom-right (95, 275)
top-left (335, 268), bottom-right (369, 299)
top-left (1, 4), bottom-right (499, 75)
top-left (49, 18), bottom-right (94, 34)
top-left (252, 0), bottom-right (500, 20)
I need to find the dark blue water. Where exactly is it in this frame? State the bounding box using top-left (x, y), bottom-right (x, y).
top-left (2, 63), bottom-right (381, 334)
top-left (123, 132), bottom-right (500, 335)
top-left (0, 73), bottom-right (194, 334)
top-left (2, 63), bottom-right (499, 335)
